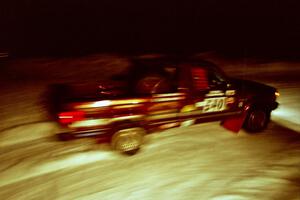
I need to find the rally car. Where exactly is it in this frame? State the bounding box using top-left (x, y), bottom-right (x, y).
top-left (49, 57), bottom-right (279, 154)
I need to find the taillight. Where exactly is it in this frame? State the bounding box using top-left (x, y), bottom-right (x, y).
top-left (58, 111), bottom-right (85, 124)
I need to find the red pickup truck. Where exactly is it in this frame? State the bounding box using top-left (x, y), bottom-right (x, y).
top-left (50, 58), bottom-right (279, 154)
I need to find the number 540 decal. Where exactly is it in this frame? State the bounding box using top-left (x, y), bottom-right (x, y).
top-left (196, 97), bottom-right (227, 113)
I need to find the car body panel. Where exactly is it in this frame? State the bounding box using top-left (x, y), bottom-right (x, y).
top-left (52, 58), bottom-right (279, 140)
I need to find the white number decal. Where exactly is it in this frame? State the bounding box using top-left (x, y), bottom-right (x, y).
top-left (202, 97), bottom-right (226, 113)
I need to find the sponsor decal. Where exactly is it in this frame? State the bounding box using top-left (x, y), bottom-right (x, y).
top-left (205, 90), bottom-right (224, 97)
top-left (196, 97), bottom-right (227, 113)
top-left (68, 115), bottom-right (144, 128)
top-left (225, 90), bottom-right (236, 96)
top-left (159, 122), bottom-right (180, 129)
top-left (180, 105), bottom-right (197, 127)
top-left (226, 97), bottom-right (235, 104)
top-left (151, 96), bottom-right (185, 102)
top-left (76, 99), bottom-right (148, 109)
top-left (153, 93), bottom-right (186, 98)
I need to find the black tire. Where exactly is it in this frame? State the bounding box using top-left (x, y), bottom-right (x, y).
top-left (124, 148), bottom-right (140, 155)
top-left (243, 108), bottom-right (270, 133)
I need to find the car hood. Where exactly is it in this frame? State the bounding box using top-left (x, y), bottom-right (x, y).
top-left (229, 78), bottom-right (276, 95)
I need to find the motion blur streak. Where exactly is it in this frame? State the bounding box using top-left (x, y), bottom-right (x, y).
top-left (272, 108), bottom-right (300, 132)
top-left (0, 149), bottom-right (116, 187)
top-left (36, 151), bottom-right (116, 173)
top-left (0, 53), bottom-right (300, 200)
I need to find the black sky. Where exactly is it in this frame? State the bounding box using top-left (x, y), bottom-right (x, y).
top-left (2, 0), bottom-right (300, 56)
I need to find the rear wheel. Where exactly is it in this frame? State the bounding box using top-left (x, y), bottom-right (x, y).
top-left (111, 127), bottom-right (145, 154)
top-left (244, 108), bottom-right (270, 132)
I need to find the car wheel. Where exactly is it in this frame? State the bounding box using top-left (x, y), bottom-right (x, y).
top-left (244, 108), bottom-right (270, 132)
top-left (111, 127), bottom-right (145, 154)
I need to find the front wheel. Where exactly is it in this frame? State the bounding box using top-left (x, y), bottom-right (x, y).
top-left (243, 108), bottom-right (270, 133)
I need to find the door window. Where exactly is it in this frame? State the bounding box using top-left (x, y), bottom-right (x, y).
top-left (207, 70), bottom-right (226, 88)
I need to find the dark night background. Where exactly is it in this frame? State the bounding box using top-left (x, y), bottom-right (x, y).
top-left (1, 0), bottom-right (300, 58)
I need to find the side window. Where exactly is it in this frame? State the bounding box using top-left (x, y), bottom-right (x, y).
top-left (135, 69), bottom-right (178, 95)
top-left (136, 75), bottom-right (173, 95)
top-left (191, 67), bottom-right (209, 91)
top-left (207, 70), bottom-right (226, 87)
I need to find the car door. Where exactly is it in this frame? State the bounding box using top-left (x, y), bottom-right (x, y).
top-left (206, 67), bottom-right (241, 113)
top-left (137, 66), bottom-right (186, 130)
top-left (189, 66), bottom-right (239, 121)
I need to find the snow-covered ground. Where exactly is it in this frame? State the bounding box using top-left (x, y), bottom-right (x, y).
top-left (0, 53), bottom-right (300, 199)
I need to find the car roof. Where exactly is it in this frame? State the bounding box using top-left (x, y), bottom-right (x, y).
top-left (132, 55), bottom-right (214, 64)
top-left (112, 56), bottom-right (226, 82)
top-left (130, 56), bottom-right (219, 71)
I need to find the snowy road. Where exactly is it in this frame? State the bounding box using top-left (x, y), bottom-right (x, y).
top-left (1, 123), bottom-right (300, 200)
top-left (0, 54), bottom-right (300, 199)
